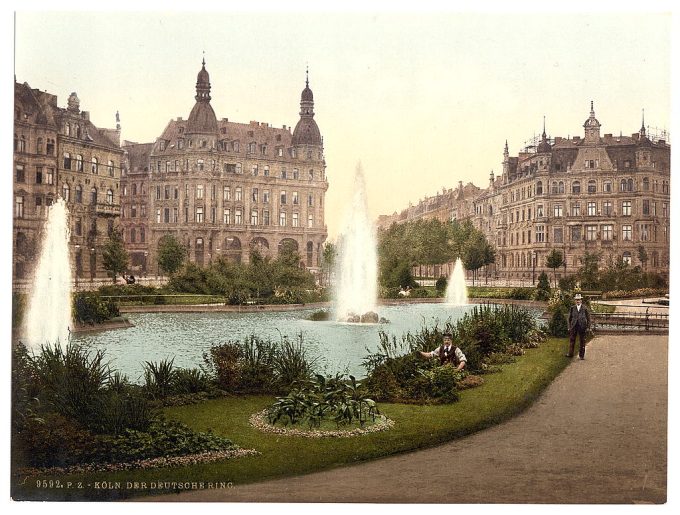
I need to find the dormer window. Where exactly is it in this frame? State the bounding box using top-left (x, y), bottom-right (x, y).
top-left (249, 142), bottom-right (256, 153)
top-left (178, 139), bottom-right (184, 149)
top-left (159, 140), bottom-right (166, 151)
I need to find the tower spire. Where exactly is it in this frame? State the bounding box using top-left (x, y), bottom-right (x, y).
top-left (640, 108), bottom-right (646, 136)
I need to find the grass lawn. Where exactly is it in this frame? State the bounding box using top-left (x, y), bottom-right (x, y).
top-left (13, 337), bottom-right (570, 501)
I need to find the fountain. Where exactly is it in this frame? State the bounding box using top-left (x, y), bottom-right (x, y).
top-left (334, 163), bottom-right (379, 322)
top-left (23, 198), bottom-right (73, 350)
top-left (445, 257), bottom-right (469, 305)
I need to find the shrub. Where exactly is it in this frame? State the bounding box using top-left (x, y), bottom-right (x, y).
top-left (273, 336), bottom-right (317, 390)
top-left (558, 275), bottom-right (578, 291)
top-left (203, 343), bottom-right (241, 392)
top-left (172, 367), bottom-right (212, 395)
top-left (239, 336), bottom-right (277, 392)
top-left (535, 272), bottom-right (551, 301)
top-left (143, 358), bottom-right (177, 399)
top-left (409, 287), bottom-right (431, 298)
top-left (308, 309), bottom-right (331, 321)
top-left (548, 308), bottom-right (569, 337)
top-left (73, 293), bottom-right (120, 324)
top-left (509, 287), bottom-right (534, 300)
top-left (435, 276), bottom-right (448, 293)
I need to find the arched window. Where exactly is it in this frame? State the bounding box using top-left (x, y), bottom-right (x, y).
top-left (65, 123), bottom-right (71, 136)
top-left (536, 181), bottom-right (543, 195)
top-left (108, 160), bottom-right (114, 176)
top-left (90, 187), bottom-right (97, 204)
top-left (130, 228), bottom-right (136, 243)
top-left (76, 154), bottom-right (83, 171)
top-left (37, 137), bottom-right (43, 154)
top-left (558, 181), bottom-right (565, 194)
top-left (588, 180), bottom-right (596, 193)
top-left (620, 179), bottom-right (627, 192)
top-left (628, 178), bottom-right (634, 192)
top-left (19, 136), bottom-right (26, 152)
top-left (572, 181), bottom-right (581, 194)
top-left (75, 125), bottom-right (81, 138)
top-left (551, 181), bottom-right (558, 194)
top-left (106, 189), bottom-right (114, 204)
top-left (642, 177), bottom-right (650, 191)
top-left (63, 152), bottom-right (72, 169)
top-left (62, 183), bottom-right (70, 202)
top-left (75, 184), bottom-right (82, 203)
top-left (91, 157), bottom-right (98, 174)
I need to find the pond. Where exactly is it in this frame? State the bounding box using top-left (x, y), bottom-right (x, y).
top-left (72, 302), bottom-right (537, 381)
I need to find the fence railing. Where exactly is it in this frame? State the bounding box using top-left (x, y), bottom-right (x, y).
top-left (593, 308), bottom-right (669, 332)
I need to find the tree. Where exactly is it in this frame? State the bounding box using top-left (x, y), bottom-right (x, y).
top-left (462, 233), bottom-right (495, 286)
top-left (321, 242), bottom-right (337, 287)
top-left (578, 251), bottom-right (601, 290)
top-left (545, 249), bottom-right (564, 289)
top-left (157, 235), bottom-right (186, 276)
top-left (637, 245), bottom-right (649, 270)
top-left (535, 271), bottom-right (551, 301)
top-left (101, 228), bottom-right (129, 283)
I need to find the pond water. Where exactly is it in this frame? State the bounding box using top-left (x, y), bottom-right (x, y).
top-left (72, 302), bottom-right (534, 382)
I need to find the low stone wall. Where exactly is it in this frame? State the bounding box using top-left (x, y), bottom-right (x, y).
top-left (119, 302), bottom-right (331, 314)
top-left (72, 318), bottom-right (134, 333)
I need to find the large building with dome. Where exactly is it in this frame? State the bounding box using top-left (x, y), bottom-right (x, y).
top-left (120, 60), bottom-right (329, 275)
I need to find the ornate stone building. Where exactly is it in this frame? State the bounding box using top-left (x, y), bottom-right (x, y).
top-left (378, 103), bottom-right (671, 283)
top-left (121, 61), bottom-right (329, 275)
top-left (473, 103), bottom-right (671, 282)
top-left (13, 81), bottom-right (124, 288)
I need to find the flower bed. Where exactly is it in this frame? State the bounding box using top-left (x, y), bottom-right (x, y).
top-left (249, 409), bottom-right (394, 438)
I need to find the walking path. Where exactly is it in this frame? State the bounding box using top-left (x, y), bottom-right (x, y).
top-left (151, 334), bottom-right (667, 504)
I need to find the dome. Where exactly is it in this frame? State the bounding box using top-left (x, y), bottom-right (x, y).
top-left (197, 64), bottom-right (210, 85)
top-left (301, 84), bottom-right (313, 102)
top-left (292, 117), bottom-right (322, 146)
top-left (537, 139), bottom-right (552, 153)
top-left (186, 101), bottom-right (218, 134)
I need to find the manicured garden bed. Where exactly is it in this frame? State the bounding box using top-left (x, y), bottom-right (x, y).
top-left (12, 337), bottom-right (570, 501)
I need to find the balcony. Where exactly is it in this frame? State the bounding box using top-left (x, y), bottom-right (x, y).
top-left (90, 203), bottom-right (121, 217)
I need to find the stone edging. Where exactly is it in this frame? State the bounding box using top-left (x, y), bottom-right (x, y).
top-left (249, 409), bottom-right (394, 438)
top-left (15, 448), bottom-right (260, 477)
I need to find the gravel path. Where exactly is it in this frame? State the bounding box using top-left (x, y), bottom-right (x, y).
top-left (150, 334), bottom-right (667, 504)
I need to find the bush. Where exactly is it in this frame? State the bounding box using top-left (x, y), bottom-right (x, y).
top-left (509, 287), bottom-right (534, 300)
top-left (409, 287), bottom-right (431, 298)
top-left (548, 308), bottom-right (569, 337)
top-left (535, 272), bottom-right (551, 301)
top-left (435, 276), bottom-right (448, 293)
top-left (172, 367), bottom-right (212, 395)
top-left (203, 343), bottom-right (241, 392)
top-left (558, 275), bottom-right (578, 291)
top-left (143, 358), bottom-right (177, 399)
top-left (73, 293), bottom-right (120, 324)
top-left (273, 336), bottom-right (317, 390)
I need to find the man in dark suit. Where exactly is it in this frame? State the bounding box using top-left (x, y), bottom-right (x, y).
top-left (567, 293), bottom-right (591, 360)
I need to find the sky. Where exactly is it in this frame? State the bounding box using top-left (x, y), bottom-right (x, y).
top-left (10, 7), bottom-right (672, 240)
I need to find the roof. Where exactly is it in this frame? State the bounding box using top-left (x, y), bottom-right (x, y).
top-left (291, 117), bottom-right (322, 146)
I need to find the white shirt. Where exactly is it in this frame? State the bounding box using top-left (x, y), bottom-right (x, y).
top-left (430, 345), bottom-right (467, 363)
top-left (576, 304), bottom-right (582, 312)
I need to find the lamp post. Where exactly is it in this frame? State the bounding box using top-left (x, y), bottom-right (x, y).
top-left (532, 251), bottom-right (537, 285)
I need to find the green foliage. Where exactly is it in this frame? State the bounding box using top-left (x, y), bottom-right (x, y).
top-left (172, 368), bottom-right (213, 395)
top-left (73, 293), bottom-right (120, 324)
top-left (548, 308), bottom-right (569, 337)
top-left (545, 249), bottom-right (564, 288)
top-left (157, 234), bottom-right (186, 276)
top-left (101, 227), bottom-right (129, 284)
top-left (143, 358), bottom-right (177, 399)
top-left (535, 272), bottom-right (551, 301)
top-left (578, 252), bottom-right (601, 290)
top-left (558, 275), bottom-right (578, 291)
top-left (509, 287), bottom-right (534, 300)
top-left (267, 374), bottom-right (379, 428)
top-left (435, 276), bottom-right (448, 293)
top-left (202, 335), bottom-right (319, 394)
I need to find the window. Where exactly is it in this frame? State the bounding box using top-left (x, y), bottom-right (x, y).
top-left (622, 201), bottom-right (632, 216)
top-left (252, 188), bottom-right (259, 202)
top-left (90, 187), bottom-right (97, 204)
top-left (106, 189), bottom-right (113, 204)
top-left (196, 206), bottom-right (204, 223)
top-left (588, 180), bottom-right (596, 193)
top-left (553, 204), bottom-right (563, 217)
top-left (163, 208), bottom-right (170, 223)
top-left (293, 169), bottom-right (300, 180)
top-left (131, 204), bottom-right (137, 218)
top-left (108, 161), bottom-right (114, 176)
top-left (63, 153), bottom-right (72, 170)
top-left (75, 185), bottom-right (82, 203)
top-left (536, 181), bottom-right (543, 195)
top-left (537, 205), bottom-right (544, 218)
top-left (224, 186), bottom-right (231, 201)
top-left (91, 157), bottom-right (98, 174)
top-left (235, 163), bottom-right (242, 174)
top-left (586, 225), bottom-right (597, 241)
top-left (249, 142), bottom-right (256, 154)
top-left (558, 181), bottom-right (565, 194)
top-left (643, 177), bottom-right (650, 191)
top-left (309, 170), bottom-right (314, 181)
top-left (15, 196), bottom-right (24, 218)
top-left (156, 186), bottom-right (162, 200)
top-left (571, 226), bottom-right (582, 242)
top-left (47, 139), bottom-right (55, 155)
top-left (251, 210), bottom-right (258, 226)
top-left (264, 165), bottom-right (270, 177)
top-left (571, 202), bottom-right (580, 217)
top-left (279, 211), bottom-right (287, 226)
top-left (277, 148), bottom-right (283, 157)
top-left (164, 186), bottom-right (170, 200)
top-left (622, 225), bottom-right (632, 241)
top-left (235, 208), bottom-right (242, 224)
top-left (15, 164), bottom-right (25, 183)
top-left (37, 138), bottom-right (43, 153)
top-left (280, 191), bottom-right (287, 205)
top-left (223, 209), bottom-right (231, 224)
top-left (603, 201), bottom-right (612, 216)
top-left (602, 225), bottom-right (613, 241)
top-left (235, 187), bottom-right (242, 201)
top-left (572, 181), bottom-right (581, 194)
top-left (587, 202), bottom-right (597, 216)
top-left (62, 183), bottom-right (70, 202)
top-left (211, 207), bottom-right (216, 223)
top-left (252, 165), bottom-right (258, 176)
top-left (622, 251), bottom-right (632, 265)
top-left (281, 169), bottom-right (288, 179)
top-left (551, 181), bottom-right (558, 194)
top-left (640, 224), bottom-right (650, 242)
top-left (196, 185), bottom-right (204, 199)
top-left (130, 228), bottom-right (136, 243)
top-left (263, 190), bottom-right (270, 203)
top-left (308, 194), bottom-right (314, 207)
top-left (75, 218), bottom-right (81, 236)
top-left (662, 203), bottom-right (668, 218)
top-left (293, 212), bottom-right (299, 227)
top-left (293, 191), bottom-right (299, 205)
top-left (642, 199), bottom-right (650, 215)
top-left (19, 135), bottom-right (26, 152)
top-left (553, 227), bottom-right (563, 243)
top-left (197, 159), bottom-right (204, 171)
top-left (308, 214), bottom-right (314, 228)
top-left (604, 180), bottom-right (612, 193)
top-left (36, 167), bottom-right (43, 184)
